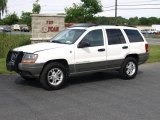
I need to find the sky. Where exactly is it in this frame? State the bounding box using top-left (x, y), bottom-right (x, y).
top-left (6, 0), bottom-right (160, 18)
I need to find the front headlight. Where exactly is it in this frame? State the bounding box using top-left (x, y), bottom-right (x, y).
top-left (21, 53), bottom-right (38, 63)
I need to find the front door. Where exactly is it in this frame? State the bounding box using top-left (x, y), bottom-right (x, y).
top-left (74, 29), bottom-right (107, 72)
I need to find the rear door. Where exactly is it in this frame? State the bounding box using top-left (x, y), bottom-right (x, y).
top-left (124, 29), bottom-right (146, 54)
top-left (105, 29), bottom-right (129, 68)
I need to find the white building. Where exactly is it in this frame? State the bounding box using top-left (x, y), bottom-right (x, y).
top-left (152, 24), bottom-right (160, 31)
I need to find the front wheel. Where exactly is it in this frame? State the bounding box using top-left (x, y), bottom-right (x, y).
top-left (119, 57), bottom-right (138, 80)
top-left (40, 62), bottom-right (67, 90)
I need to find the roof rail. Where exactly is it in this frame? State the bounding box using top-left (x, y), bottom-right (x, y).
top-left (114, 24), bottom-right (137, 28)
top-left (70, 23), bottom-right (98, 28)
top-left (127, 25), bottom-right (137, 28)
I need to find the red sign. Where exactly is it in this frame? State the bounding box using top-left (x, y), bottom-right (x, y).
top-left (41, 20), bottom-right (59, 33)
top-left (42, 26), bottom-right (59, 33)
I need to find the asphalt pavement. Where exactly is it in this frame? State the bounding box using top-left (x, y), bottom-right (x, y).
top-left (0, 63), bottom-right (160, 120)
top-left (146, 38), bottom-right (160, 45)
top-left (2, 31), bottom-right (31, 35)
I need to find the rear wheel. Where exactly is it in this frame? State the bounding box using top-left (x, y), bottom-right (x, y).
top-left (119, 57), bottom-right (138, 80)
top-left (40, 62), bottom-right (67, 90)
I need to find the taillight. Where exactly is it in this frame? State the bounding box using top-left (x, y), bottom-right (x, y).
top-left (145, 44), bottom-right (149, 53)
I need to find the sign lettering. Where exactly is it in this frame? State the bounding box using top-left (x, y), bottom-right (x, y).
top-left (42, 20), bottom-right (59, 33)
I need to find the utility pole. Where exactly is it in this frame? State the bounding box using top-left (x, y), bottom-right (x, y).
top-left (115, 0), bottom-right (117, 24)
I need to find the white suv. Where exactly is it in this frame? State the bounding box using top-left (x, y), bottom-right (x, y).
top-left (6, 24), bottom-right (149, 90)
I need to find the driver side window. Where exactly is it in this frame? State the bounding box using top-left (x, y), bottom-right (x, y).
top-left (81, 29), bottom-right (104, 47)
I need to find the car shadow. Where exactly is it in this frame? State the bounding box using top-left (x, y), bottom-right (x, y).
top-left (68, 70), bottom-right (144, 86)
top-left (68, 71), bottom-right (120, 85)
top-left (14, 70), bottom-right (144, 88)
top-left (14, 76), bottom-right (42, 88)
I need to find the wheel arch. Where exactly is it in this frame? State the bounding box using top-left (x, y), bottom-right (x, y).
top-left (40, 59), bottom-right (69, 77)
top-left (125, 54), bottom-right (139, 62)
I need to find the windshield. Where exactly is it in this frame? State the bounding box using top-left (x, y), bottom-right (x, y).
top-left (50, 29), bottom-right (85, 44)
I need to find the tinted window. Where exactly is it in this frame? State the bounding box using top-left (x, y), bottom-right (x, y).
top-left (81, 29), bottom-right (104, 47)
top-left (124, 29), bottom-right (144, 42)
top-left (106, 29), bottom-right (126, 45)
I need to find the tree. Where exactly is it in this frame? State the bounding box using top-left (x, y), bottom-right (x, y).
top-left (20, 11), bottom-right (32, 26)
top-left (32, 0), bottom-right (41, 14)
top-left (0, 0), bottom-right (7, 19)
top-left (148, 17), bottom-right (158, 25)
top-left (3, 12), bottom-right (19, 25)
top-left (65, 3), bottom-right (85, 23)
top-left (0, 18), bottom-right (5, 25)
top-left (139, 17), bottom-right (150, 25)
top-left (158, 18), bottom-right (160, 24)
top-left (128, 17), bottom-right (139, 26)
top-left (95, 16), bottom-right (128, 25)
top-left (65, 0), bottom-right (102, 23)
top-left (57, 13), bottom-right (66, 15)
top-left (116, 17), bottom-right (128, 25)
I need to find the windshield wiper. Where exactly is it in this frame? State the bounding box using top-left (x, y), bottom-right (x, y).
top-left (52, 40), bottom-right (62, 43)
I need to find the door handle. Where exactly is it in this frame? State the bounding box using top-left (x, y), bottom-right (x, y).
top-left (98, 48), bottom-right (105, 52)
top-left (122, 46), bottom-right (128, 49)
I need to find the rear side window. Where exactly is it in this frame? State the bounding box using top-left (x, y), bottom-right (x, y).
top-left (106, 29), bottom-right (126, 45)
top-left (124, 29), bottom-right (144, 42)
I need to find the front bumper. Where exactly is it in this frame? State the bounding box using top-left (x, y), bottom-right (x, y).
top-left (7, 61), bottom-right (44, 78)
top-left (6, 50), bottom-right (44, 78)
top-left (18, 63), bottom-right (44, 78)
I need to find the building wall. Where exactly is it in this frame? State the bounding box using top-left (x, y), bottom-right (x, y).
top-left (136, 26), bottom-right (152, 30)
top-left (152, 24), bottom-right (160, 31)
top-left (31, 14), bottom-right (65, 43)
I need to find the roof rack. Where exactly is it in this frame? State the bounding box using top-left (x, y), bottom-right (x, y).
top-left (70, 23), bottom-right (98, 28)
top-left (115, 24), bottom-right (137, 28)
top-left (127, 25), bottom-right (137, 28)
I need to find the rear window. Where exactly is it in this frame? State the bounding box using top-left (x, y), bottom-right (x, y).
top-left (124, 29), bottom-right (144, 42)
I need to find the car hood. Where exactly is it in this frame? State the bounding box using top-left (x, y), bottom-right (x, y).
top-left (13, 42), bottom-right (67, 53)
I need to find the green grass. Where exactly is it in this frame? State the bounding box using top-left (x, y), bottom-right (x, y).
top-left (0, 45), bottom-right (159, 74)
top-left (0, 33), bottom-right (31, 74)
top-left (147, 45), bottom-right (160, 63)
top-left (144, 34), bottom-right (160, 39)
top-left (0, 58), bottom-right (13, 74)
top-left (0, 33), bottom-right (31, 58)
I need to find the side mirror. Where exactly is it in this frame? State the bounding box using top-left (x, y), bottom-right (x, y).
top-left (78, 41), bottom-right (90, 48)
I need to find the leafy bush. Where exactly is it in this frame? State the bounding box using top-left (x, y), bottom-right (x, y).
top-left (0, 33), bottom-right (31, 58)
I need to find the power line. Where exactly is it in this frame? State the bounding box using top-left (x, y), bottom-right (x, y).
top-left (103, 0), bottom-right (160, 8)
top-left (118, 0), bottom-right (160, 4)
top-left (119, 3), bottom-right (160, 6)
top-left (104, 4), bottom-right (160, 8)
top-left (103, 5), bottom-right (115, 9)
top-left (43, 10), bottom-right (64, 12)
top-left (104, 8), bottom-right (160, 11)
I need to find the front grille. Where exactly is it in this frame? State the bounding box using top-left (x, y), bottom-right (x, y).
top-left (6, 51), bottom-right (18, 63)
top-left (6, 50), bottom-right (24, 72)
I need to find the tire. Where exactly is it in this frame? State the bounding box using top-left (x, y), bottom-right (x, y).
top-left (40, 62), bottom-right (68, 90)
top-left (119, 57), bottom-right (138, 80)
